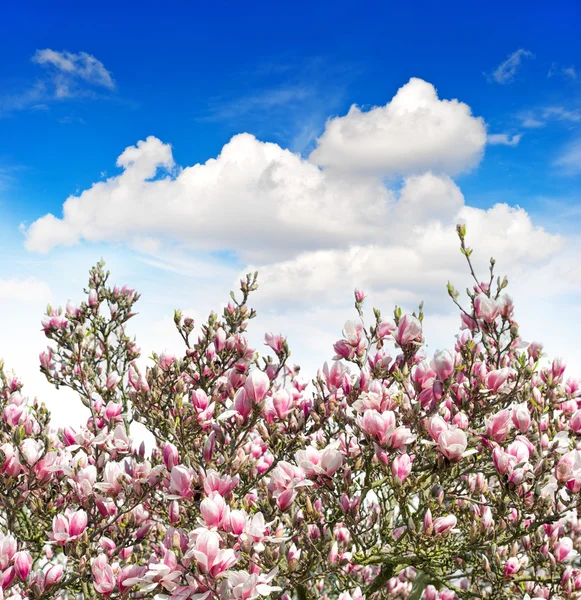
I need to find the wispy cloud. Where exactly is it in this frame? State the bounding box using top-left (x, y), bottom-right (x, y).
top-left (202, 84), bottom-right (313, 121)
top-left (519, 106), bottom-right (581, 129)
top-left (521, 116), bottom-right (545, 128)
top-left (32, 49), bottom-right (115, 96)
top-left (554, 139), bottom-right (581, 175)
top-left (488, 133), bottom-right (522, 147)
top-left (58, 115), bottom-right (86, 125)
top-left (195, 56), bottom-right (355, 153)
top-left (544, 106), bottom-right (581, 123)
top-left (488, 49), bottom-right (534, 84)
top-left (548, 62), bottom-right (578, 80)
top-left (0, 49), bottom-right (115, 117)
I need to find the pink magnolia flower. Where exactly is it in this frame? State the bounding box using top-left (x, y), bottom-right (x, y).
top-left (203, 470), bottom-right (239, 496)
top-left (141, 550), bottom-right (183, 593)
top-left (19, 438), bottom-right (43, 466)
top-left (503, 556), bottom-right (520, 579)
top-left (44, 564), bottom-right (64, 588)
top-left (486, 368), bottom-right (513, 393)
top-left (88, 289), bottom-right (99, 307)
top-left (569, 410), bottom-right (581, 434)
top-left (1, 443), bottom-right (22, 477)
top-left (118, 565), bottom-right (147, 594)
top-left (433, 515), bottom-right (457, 535)
top-left (395, 315), bottom-right (422, 346)
top-left (555, 537), bottom-right (574, 562)
top-left (245, 370), bottom-right (270, 403)
top-left (391, 453), bottom-right (413, 483)
top-left (51, 509), bottom-right (87, 545)
top-left (507, 440), bottom-right (531, 463)
top-left (200, 492), bottom-right (229, 528)
top-left (203, 431), bottom-right (216, 462)
top-left (215, 327), bottom-right (227, 352)
top-left (168, 465), bottom-right (194, 500)
top-left (552, 357), bottom-right (567, 379)
top-left (433, 349), bottom-right (454, 381)
top-left (0, 535), bottom-right (16, 570)
top-left (225, 567), bottom-right (281, 599)
top-left (272, 390), bottom-right (293, 420)
top-left (92, 554), bottom-right (116, 595)
top-left (512, 403), bottom-right (531, 433)
top-left (39, 349), bottom-right (53, 369)
top-left (493, 447), bottom-right (517, 476)
top-left (376, 319), bottom-right (396, 339)
top-left (163, 442), bottom-right (179, 471)
top-left (486, 408), bottom-right (512, 442)
top-left (105, 372), bottom-right (121, 390)
top-left (358, 410), bottom-right (396, 446)
top-left (234, 388), bottom-right (253, 421)
top-left (474, 294), bottom-right (499, 323)
top-left (428, 415), bottom-right (448, 442)
top-left (265, 332), bottom-right (284, 354)
top-left (69, 508), bottom-right (88, 537)
top-left (391, 426), bottom-right (415, 449)
top-left (342, 321), bottom-right (364, 347)
top-left (556, 450), bottom-right (581, 492)
top-left (187, 529), bottom-right (237, 577)
top-left (13, 551), bottom-right (32, 580)
top-left (438, 428), bottom-right (467, 461)
top-left (295, 445), bottom-right (343, 478)
top-left (159, 352), bottom-right (176, 371)
top-left (94, 461), bottom-right (125, 496)
top-left (230, 510), bottom-right (247, 535)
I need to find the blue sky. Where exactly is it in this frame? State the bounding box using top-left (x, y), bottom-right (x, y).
top-left (1, 0), bottom-right (580, 223)
top-left (0, 0), bottom-right (580, 425)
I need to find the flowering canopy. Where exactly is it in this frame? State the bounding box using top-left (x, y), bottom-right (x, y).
top-left (1, 225), bottom-right (581, 600)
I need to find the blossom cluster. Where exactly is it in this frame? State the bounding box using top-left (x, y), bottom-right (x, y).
top-left (0, 228), bottom-right (580, 599)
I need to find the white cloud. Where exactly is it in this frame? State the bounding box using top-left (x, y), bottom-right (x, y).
top-left (32, 49), bottom-right (115, 96)
top-left (309, 78), bottom-right (486, 176)
top-left (250, 203), bottom-right (563, 311)
top-left (489, 49), bottom-right (534, 84)
top-left (24, 133), bottom-right (395, 261)
top-left (488, 133), bottom-right (522, 147)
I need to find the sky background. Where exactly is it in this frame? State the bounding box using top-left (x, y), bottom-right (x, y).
top-left (0, 0), bottom-right (580, 427)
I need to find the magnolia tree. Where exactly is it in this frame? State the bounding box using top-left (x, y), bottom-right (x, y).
top-left (1, 226), bottom-right (581, 600)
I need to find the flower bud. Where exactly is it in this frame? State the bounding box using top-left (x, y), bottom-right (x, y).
top-left (14, 551), bottom-right (32, 580)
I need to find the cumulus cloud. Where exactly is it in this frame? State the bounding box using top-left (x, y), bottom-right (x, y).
top-left (26, 78), bottom-right (490, 258)
top-left (309, 78), bottom-right (487, 176)
top-left (23, 75), bottom-right (563, 325)
top-left (488, 133), bottom-right (522, 147)
top-left (25, 133), bottom-right (394, 260)
top-left (488, 49), bottom-right (534, 84)
top-left (32, 49), bottom-right (115, 96)
top-left (250, 203), bottom-right (563, 311)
